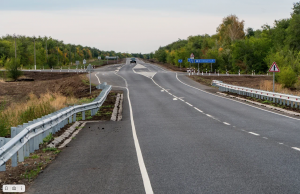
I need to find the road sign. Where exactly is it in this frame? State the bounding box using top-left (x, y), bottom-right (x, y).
top-left (86, 64), bottom-right (94, 72)
top-left (76, 61), bottom-right (79, 65)
top-left (188, 58), bottom-right (194, 63)
top-left (83, 59), bottom-right (86, 64)
top-left (269, 62), bottom-right (280, 72)
top-left (190, 53), bottom-right (194, 59)
top-left (98, 56), bottom-right (101, 60)
top-left (178, 59), bottom-right (183, 63)
top-left (194, 59), bottom-right (216, 63)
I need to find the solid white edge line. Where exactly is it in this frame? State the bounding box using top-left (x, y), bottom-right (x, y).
top-left (114, 72), bottom-right (153, 194)
top-left (292, 147), bottom-right (300, 151)
top-left (95, 73), bottom-right (101, 84)
top-left (249, 132), bottom-right (260, 136)
top-left (175, 73), bottom-right (300, 122)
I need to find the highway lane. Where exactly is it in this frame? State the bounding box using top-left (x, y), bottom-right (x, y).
top-left (120, 58), bottom-right (300, 193)
top-left (28, 58), bottom-right (300, 193)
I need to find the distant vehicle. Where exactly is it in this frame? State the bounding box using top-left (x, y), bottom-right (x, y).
top-left (130, 58), bottom-right (136, 64)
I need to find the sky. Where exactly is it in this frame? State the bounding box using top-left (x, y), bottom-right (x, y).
top-left (0, 0), bottom-right (297, 53)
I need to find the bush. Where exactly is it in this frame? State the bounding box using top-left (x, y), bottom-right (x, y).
top-left (277, 66), bottom-right (298, 88)
top-left (5, 58), bottom-right (22, 80)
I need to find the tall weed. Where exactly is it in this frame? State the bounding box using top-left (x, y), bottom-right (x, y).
top-left (0, 92), bottom-right (78, 137)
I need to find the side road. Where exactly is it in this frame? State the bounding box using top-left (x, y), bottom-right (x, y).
top-left (27, 88), bottom-right (146, 194)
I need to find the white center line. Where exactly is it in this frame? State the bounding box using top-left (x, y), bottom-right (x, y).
top-left (194, 107), bottom-right (203, 112)
top-left (249, 132), bottom-right (260, 136)
top-left (263, 137), bottom-right (268, 139)
top-left (223, 122), bottom-right (231, 125)
top-left (186, 102), bottom-right (193, 106)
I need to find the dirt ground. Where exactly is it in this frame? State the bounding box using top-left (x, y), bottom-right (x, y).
top-left (189, 75), bottom-right (272, 89)
top-left (0, 72), bottom-right (98, 109)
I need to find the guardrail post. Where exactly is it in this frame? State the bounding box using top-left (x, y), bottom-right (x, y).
top-left (291, 101), bottom-right (294, 108)
top-left (11, 127), bottom-right (17, 167)
top-left (82, 111), bottom-right (85, 120)
top-left (28, 121), bottom-right (34, 153)
top-left (0, 137), bottom-right (6, 171)
top-left (17, 126), bottom-right (24, 162)
top-left (73, 113), bottom-right (76, 122)
top-left (69, 116), bottom-right (72, 124)
top-left (22, 123), bottom-right (30, 157)
top-left (287, 100), bottom-right (290, 106)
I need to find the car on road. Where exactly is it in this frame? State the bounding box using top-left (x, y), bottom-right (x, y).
top-left (130, 58), bottom-right (136, 64)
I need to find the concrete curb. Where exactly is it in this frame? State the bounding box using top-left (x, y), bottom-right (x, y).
top-left (47, 121), bottom-right (82, 148)
top-left (111, 93), bottom-right (123, 121)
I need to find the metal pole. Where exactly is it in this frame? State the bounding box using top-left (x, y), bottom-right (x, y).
top-left (211, 63), bottom-right (212, 72)
top-left (14, 35), bottom-right (17, 59)
top-left (34, 37), bottom-right (36, 70)
top-left (273, 72), bottom-right (275, 92)
top-left (46, 38), bottom-right (48, 68)
top-left (89, 70), bottom-right (91, 94)
top-left (198, 63), bottom-right (199, 75)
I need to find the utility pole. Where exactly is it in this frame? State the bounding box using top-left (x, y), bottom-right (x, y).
top-left (34, 37), bottom-right (36, 70)
top-left (14, 34), bottom-right (17, 59)
top-left (45, 38), bottom-right (48, 67)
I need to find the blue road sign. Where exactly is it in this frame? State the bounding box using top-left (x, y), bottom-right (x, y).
top-left (188, 58), bottom-right (194, 63)
top-left (178, 59), bottom-right (183, 63)
top-left (194, 59), bottom-right (216, 63)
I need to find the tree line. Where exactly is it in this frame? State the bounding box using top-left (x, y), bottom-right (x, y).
top-left (152, 2), bottom-right (300, 88)
top-left (0, 35), bottom-right (131, 69)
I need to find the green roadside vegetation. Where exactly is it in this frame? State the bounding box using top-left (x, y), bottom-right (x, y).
top-left (0, 89), bottom-right (99, 137)
top-left (0, 35), bottom-right (131, 79)
top-left (146, 2), bottom-right (300, 90)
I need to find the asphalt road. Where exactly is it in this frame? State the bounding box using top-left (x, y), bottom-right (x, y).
top-left (28, 58), bottom-right (300, 194)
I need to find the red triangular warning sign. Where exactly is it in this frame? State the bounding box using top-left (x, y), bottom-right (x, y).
top-left (269, 62), bottom-right (280, 72)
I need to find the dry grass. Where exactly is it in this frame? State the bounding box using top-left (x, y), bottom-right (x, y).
top-left (0, 92), bottom-right (78, 137)
top-left (259, 80), bottom-right (300, 96)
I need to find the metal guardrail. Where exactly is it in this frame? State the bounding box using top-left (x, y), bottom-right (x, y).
top-left (212, 80), bottom-right (300, 108)
top-left (0, 82), bottom-right (111, 171)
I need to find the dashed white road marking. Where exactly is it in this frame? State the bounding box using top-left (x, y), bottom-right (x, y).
top-left (206, 114), bottom-right (213, 117)
top-left (194, 107), bottom-right (203, 113)
top-left (223, 122), bottom-right (231, 125)
top-left (249, 132), bottom-right (260, 136)
top-left (263, 137), bottom-right (268, 139)
top-left (186, 102), bottom-right (193, 106)
top-left (173, 98), bottom-right (178, 100)
top-left (292, 147), bottom-right (300, 151)
top-left (175, 73), bottom-right (300, 122)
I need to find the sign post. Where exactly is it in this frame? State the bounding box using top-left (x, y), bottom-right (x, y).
top-left (87, 64), bottom-right (94, 94)
top-left (190, 53), bottom-right (194, 76)
top-left (83, 59), bottom-right (86, 70)
top-left (269, 62), bottom-right (280, 92)
top-left (98, 56), bottom-right (101, 66)
top-left (178, 59), bottom-right (183, 69)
